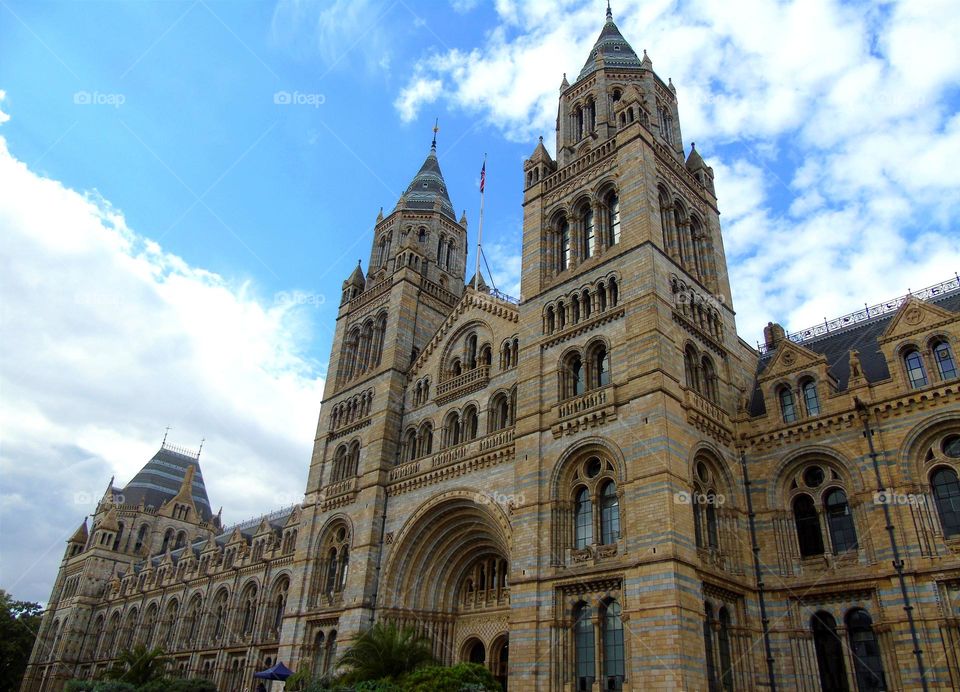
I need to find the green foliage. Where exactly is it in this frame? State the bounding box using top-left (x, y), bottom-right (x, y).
top-left (0, 589), bottom-right (43, 692)
top-left (139, 678), bottom-right (217, 692)
top-left (336, 622), bottom-right (436, 684)
top-left (103, 645), bottom-right (169, 686)
top-left (399, 663), bottom-right (500, 692)
top-left (64, 683), bottom-right (95, 692)
top-left (353, 680), bottom-right (402, 692)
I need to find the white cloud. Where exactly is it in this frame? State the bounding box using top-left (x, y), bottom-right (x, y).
top-left (394, 77), bottom-right (443, 123)
top-left (0, 136), bottom-right (324, 602)
top-left (0, 90), bottom-right (9, 124)
top-left (395, 0), bottom-right (960, 342)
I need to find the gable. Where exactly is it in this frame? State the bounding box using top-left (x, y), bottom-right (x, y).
top-left (879, 296), bottom-right (956, 343)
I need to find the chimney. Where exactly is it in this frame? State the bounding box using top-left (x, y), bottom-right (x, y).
top-left (763, 322), bottom-right (786, 350)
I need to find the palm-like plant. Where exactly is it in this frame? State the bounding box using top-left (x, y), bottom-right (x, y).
top-left (103, 644), bottom-right (169, 686)
top-left (336, 621), bottom-right (436, 683)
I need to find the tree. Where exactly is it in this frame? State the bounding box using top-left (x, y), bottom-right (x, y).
top-left (336, 622), bottom-right (436, 684)
top-left (0, 589), bottom-right (43, 692)
top-left (103, 645), bottom-right (169, 686)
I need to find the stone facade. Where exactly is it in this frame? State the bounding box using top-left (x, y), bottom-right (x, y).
top-left (21, 6), bottom-right (960, 692)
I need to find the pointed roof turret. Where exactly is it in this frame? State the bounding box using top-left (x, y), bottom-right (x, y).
top-left (560, 73), bottom-right (569, 90)
top-left (577, 3), bottom-right (643, 82)
top-left (468, 272), bottom-right (488, 292)
top-left (344, 260), bottom-right (366, 289)
top-left (69, 519), bottom-right (89, 545)
top-left (121, 442), bottom-right (213, 521)
top-left (399, 128), bottom-right (456, 219)
top-left (641, 49), bottom-right (652, 70)
top-left (529, 136), bottom-right (554, 165)
top-left (685, 142), bottom-right (705, 171)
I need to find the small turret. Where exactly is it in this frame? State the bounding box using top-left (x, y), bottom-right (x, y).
top-left (65, 519), bottom-right (89, 558)
top-left (342, 260), bottom-right (366, 304)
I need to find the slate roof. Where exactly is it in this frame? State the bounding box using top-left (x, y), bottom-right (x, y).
top-left (401, 144), bottom-right (455, 220)
top-left (748, 287), bottom-right (960, 416)
top-left (120, 445), bottom-right (213, 521)
top-left (577, 7), bottom-right (644, 82)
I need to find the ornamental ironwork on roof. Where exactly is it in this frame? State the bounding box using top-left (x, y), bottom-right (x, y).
top-left (577, 5), bottom-right (644, 82)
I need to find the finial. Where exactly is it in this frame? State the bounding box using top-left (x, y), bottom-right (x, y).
top-left (539, 135), bottom-right (543, 143)
top-left (431, 118), bottom-right (439, 149)
top-left (197, 438), bottom-right (204, 458)
top-left (162, 426), bottom-right (170, 446)
top-left (606, 0), bottom-right (613, 21)
top-left (691, 142), bottom-right (696, 150)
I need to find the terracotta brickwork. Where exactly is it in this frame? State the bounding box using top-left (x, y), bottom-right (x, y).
top-left (22, 7), bottom-right (960, 692)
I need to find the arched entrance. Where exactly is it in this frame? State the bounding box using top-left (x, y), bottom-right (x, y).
top-left (490, 634), bottom-right (509, 691)
top-left (379, 491), bottom-right (512, 666)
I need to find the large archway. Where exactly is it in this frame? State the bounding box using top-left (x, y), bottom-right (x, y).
top-left (379, 490), bottom-right (511, 668)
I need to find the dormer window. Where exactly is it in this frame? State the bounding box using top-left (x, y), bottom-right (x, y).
top-left (801, 378), bottom-right (820, 417)
top-left (779, 387), bottom-right (798, 424)
top-left (933, 340), bottom-right (957, 380)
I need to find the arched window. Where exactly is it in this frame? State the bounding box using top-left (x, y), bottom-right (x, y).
top-left (574, 487), bottom-right (593, 549)
top-left (602, 600), bottom-right (625, 690)
top-left (793, 494), bottom-right (824, 556)
top-left (451, 358), bottom-right (462, 377)
top-left (491, 393), bottom-right (510, 432)
top-left (559, 219), bottom-right (571, 272)
top-left (174, 531), bottom-right (186, 550)
top-left (903, 348), bottom-right (928, 388)
top-left (160, 528), bottom-right (174, 553)
top-left (705, 491), bottom-right (719, 549)
top-left (779, 387), bottom-right (798, 423)
top-left (546, 307), bottom-right (556, 334)
top-left (606, 192), bottom-right (620, 246)
top-left (801, 379), bottom-right (821, 416)
top-left (718, 607), bottom-right (734, 691)
top-left (824, 488), bottom-right (857, 553)
top-left (812, 611), bottom-right (848, 692)
top-left (701, 356), bottom-right (719, 403)
top-left (134, 524), bottom-right (148, 553)
top-left (463, 405), bottom-right (479, 441)
top-left (445, 411), bottom-right (461, 447)
top-left (417, 422), bottom-right (433, 457)
top-left (684, 345), bottom-right (700, 392)
top-left (591, 343), bottom-right (611, 389)
top-left (324, 547), bottom-right (338, 594)
top-left (582, 290), bottom-right (592, 320)
top-left (933, 340), bottom-right (957, 380)
top-left (704, 604), bottom-right (718, 690)
top-left (418, 226), bottom-right (426, 242)
top-left (600, 481), bottom-right (620, 545)
top-left (581, 205), bottom-right (594, 260)
top-left (932, 467), bottom-right (960, 537)
top-left (562, 352), bottom-right (585, 399)
top-left (847, 609), bottom-right (886, 691)
top-left (467, 334), bottom-right (478, 370)
top-left (332, 445), bottom-right (348, 482)
top-left (404, 428), bottom-right (418, 462)
top-left (573, 603), bottom-right (595, 691)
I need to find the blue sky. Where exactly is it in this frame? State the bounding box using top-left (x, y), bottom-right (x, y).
top-left (2, 0), bottom-right (959, 603)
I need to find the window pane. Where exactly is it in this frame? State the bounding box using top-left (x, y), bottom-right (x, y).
top-left (932, 467), bottom-right (960, 537)
top-left (575, 488), bottom-right (593, 548)
top-left (583, 209), bottom-right (594, 259)
top-left (574, 604), bottom-right (595, 689)
top-left (718, 609), bottom-right (734, 692)
top-left (825, 489), bottom-right (858, 553)
top-left (608, 194), bottom-right (620, 246)
top-left (706, 496), bottom-right (719, 549)
top-left (905, 350), bottom-right (928, 388)
top-left (935, 342), bottom-right (957, 380)
top-left (847, 610), bottom-right (886, 691)
top-left (793, 495), bottom-right (825, 556)
top-left (603, 601), bottom-right (625, 688)
top-left (704, 606), bottom-right (719, 692)
top-left (600, 483), bottom-right (620, 545)
top-left (780, 388), bottom-right (798, 423)
top-left (803, 381), bottom-right (821, 416)
top-left (812, 612), bottom-right (849, 692)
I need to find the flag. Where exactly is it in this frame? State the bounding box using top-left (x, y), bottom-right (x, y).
top-left (480, 161), bottom-right (485, 194)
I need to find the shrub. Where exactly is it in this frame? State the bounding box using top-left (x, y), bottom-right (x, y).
top-left (400, 663), bottom-right (499, 692)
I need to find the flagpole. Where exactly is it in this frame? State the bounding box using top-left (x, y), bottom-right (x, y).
top-left (474, 154), bottom-right (486, 292)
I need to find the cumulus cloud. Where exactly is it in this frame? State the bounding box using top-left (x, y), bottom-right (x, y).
top-left (0, 90), bottom-right (9, 124)
top-left (395, 0), bottom-right (960, 341)
top-left (0, 136), bottom-right (324, 602)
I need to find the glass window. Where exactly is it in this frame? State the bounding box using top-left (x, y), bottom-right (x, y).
top-left (704, 605), bottom-right (718, 691)
top-left (706, 493), bottom-right (719, 549)
top-left (904, 349), bottom-right (928, 388)
top-left (574, 603), bottom-right (595, 691)
top-left (932, 467), bottom-right (960, 537)
top-left (825, 489), bottom-right (858, 553)
top-left (600, 482), bottom-right (620, 545)
top-left (802, 380), bottom-right (821, 416)
top-left (602, 601), bottom-right (625, 689)
top-left (718, 608), bottom-right (734, 692)
top-left (793, 494), bottom-right (824, 556)
top-left (582, 208), bottom-right (595, 259)
top-left (846, 609), bottom-right (886, 691)
top-left (560, 220), bottom-right (571, 272)
top-left (568, 354), bottom-right (584, 397)
top-left (934, 341), bottom-right (957, 380)
top-left (607, 193), bottom-right (621, 246)
top-left (780, 387), bottom-right (798, 423)
top-left (575, 487), bottom-right (593, 549)
top-left (595, 346), bottom-right (610, 388)
top-left (812, 612), bottom-right (849, 692)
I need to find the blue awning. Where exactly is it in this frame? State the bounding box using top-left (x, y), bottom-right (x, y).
top-left (253, 661), bottom-right (294, 680)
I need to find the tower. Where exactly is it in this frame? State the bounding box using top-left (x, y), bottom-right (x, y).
top-left (288, 132), bottom-right (471, 660)
top-left (511, 5), bottom-right (755, 689)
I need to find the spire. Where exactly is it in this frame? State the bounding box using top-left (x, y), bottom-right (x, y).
top-left (685, 142), bottom-right (705, 171)
top-left (68, 519), bottom-right (89, 545)
top-left (345, 259), bottom-right (366, 288)
top-left (641, 49), bottom-right (652, 70)
top-left (577, 6), bottom-right (643, 81)
top-left (431, 118), bottom-right (439, 150)
top-left (399, 138), bottom-right (456, 219)
top-left (560, 73), bottom-right (569, 90)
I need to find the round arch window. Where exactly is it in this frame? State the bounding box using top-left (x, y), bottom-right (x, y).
top-left (803, 466), bottom-right (825, 489)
